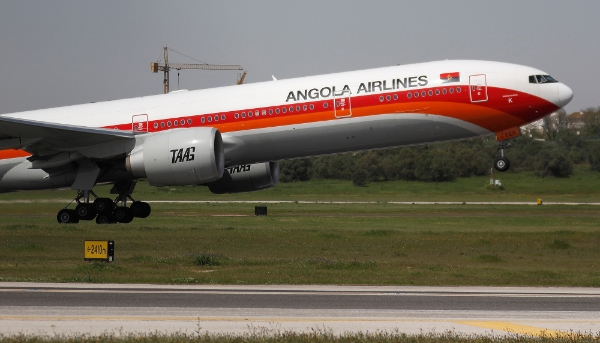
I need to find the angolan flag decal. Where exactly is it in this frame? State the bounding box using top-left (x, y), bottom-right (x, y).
top-left (440, 72), bottom-right (460, 83)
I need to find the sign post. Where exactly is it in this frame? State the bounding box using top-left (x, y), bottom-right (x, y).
top-left (84, 240), bottom-right (114, 262)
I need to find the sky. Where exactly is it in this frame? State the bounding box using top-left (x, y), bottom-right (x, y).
top-left (0, 1), bottom-right (598, 115)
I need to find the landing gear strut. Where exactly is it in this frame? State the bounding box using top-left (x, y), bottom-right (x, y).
top-left (494, 141), bottom-right (511, 172)
top-left (56, 181), bottom-right (151, 224)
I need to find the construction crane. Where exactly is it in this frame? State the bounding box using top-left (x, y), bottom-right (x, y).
top-left (151, 47), bottom-right (243, 94)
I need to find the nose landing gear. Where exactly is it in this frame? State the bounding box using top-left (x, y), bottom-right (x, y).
top-left (494, 141), bottom-right (511, 172)
top-left (56, 181), bottom-right (151, 225)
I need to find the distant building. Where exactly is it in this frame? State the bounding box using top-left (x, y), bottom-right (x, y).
top-left (567, 112), bottom-right (586, 129)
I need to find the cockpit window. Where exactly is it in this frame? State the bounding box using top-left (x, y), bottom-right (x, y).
top-left (530, 75), bottom-right (558, 84)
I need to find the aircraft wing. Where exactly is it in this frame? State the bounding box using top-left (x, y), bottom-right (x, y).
top-left (0, 115), bottom-right (135, 156)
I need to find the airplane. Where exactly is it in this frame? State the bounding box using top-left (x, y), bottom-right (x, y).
top-left (0, 60), bottom-right (573, 224)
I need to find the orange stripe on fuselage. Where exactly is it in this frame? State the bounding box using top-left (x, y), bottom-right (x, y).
top-left (0, 149), bottom-right (31, 160)
top-left (105, 85), bottom-right (558, 136)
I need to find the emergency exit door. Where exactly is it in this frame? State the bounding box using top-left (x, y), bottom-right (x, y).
top-left (132, 114), bottom-right (148, 133)
top-left (469, 74), bottom-right (488, 103)
top-left (333, 95), bottom-right (352, 118)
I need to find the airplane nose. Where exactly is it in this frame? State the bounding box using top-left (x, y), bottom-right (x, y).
top-left (557, 83), bottom-right (574, 108)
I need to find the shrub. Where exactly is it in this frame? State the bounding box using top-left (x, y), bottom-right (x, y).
top-left (534, 147), bottom-right (573, 177)
top-left (352, 169), bottom-right (368, 186)
top-left (279, 158), bottom-right (312, 182)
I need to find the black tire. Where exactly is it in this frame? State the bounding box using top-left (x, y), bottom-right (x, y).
top-left (96, 214), bottom-right (112, 224)
top-left (494, 157), bottom-right (511, 172)
top-left (113, 207), bottom-right (134, 223)
top-left (57, 209), bottom-right (79, 224)
top-left (76, 203), bottom-right (96, 220)
top-left (130, 201), bottom-right (145, 218)
top-left (94, 198), bottom-right (114, 214)
top-left (141, 202), bottom-right (151, 218)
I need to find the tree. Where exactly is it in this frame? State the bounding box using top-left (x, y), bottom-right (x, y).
top-left (279, 159), bottom-right (312, 182)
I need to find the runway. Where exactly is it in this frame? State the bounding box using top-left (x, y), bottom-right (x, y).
top-left (1, 283), bottom-right (600, 336)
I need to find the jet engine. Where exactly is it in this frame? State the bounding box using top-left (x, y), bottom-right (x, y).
top-left (207, 161), bottom-right (279, 194)
top-left (126, 128), bottom-right (224, 186)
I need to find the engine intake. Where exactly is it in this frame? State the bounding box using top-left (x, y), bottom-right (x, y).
top-left (207, 162), bottom-right (279, 194)
top-left (126, 128), bottom-right (224, 186)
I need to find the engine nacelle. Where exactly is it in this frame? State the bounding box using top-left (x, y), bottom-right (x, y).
top-left (207, 161), bottom-right (279, 194)
top-left (126, 128), bottom-right (224, 186)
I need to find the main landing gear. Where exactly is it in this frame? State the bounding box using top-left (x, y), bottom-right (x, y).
top-left (494, 141), bottom-right (511, 172)
top-left (57, 181), bottom-right (151, 224)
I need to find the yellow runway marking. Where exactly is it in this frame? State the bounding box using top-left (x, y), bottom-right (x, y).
top-left (456, 321), bottom-right (566, 336)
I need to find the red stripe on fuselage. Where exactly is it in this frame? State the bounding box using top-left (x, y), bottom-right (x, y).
top-left (102, 85), bottom-right (558, 135)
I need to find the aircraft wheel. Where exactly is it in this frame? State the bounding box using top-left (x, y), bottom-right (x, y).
top-left (96, 213), bottom-right (115, 224)
top-left (141, 202), bottom-right (151, 218)
top-left (94, 198), bottom-right (114, 214)
top-left (76, 203), bottom-right (96, 220)
top-left (113, 207), bottom-right (134, 223)
top-left (57, 209), bottom-right (79, 224)
top-left (494, 157), bottom-right (510, 172)
top-left (131, 201), bottom-right (151, 218)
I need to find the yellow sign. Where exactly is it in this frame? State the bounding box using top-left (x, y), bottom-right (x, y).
top-left (84, 240), bottom-right (113, 261)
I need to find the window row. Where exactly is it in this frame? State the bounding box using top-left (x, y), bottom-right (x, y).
top-left (404, 87), bottom-right (460, 100)
top-left (153, 118), bottom-right (193, 129)
top-left (232, 103), bottom-right (316, 120)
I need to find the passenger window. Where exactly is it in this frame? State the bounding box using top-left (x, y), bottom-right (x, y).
top-left (153, 123), bottom-right (158, 129)
top-left (310, 104), bottom-right (314, 110)
top-left (442, 88), bottom-right (447, 94)
top-left (200, 117), bottom-right (205, 123)
top-left (323, 102), bottom-right (328, 108)
top-left (379, 96), bottom-right (384, 102)
top-left (289, 106), bottom-right (294, 113)
top-left (435, 89), bottom-right (440, 95)
top-left (414, 92), bottom-right (419, 98)
top-left (296, 106), bottom-right (300, 111)
top-left (208, 117), bottom-right (212, 122)
top-left (187, 119), bottom-right (192, 125)
top-left (276, 108), bottom-right (280, 114)
top-left (303, 105), bottom-right (307, 111)
top-left (393, 94), bottom-right (398, 100)
top-left (214, 116), bottom-right (219, 122)
top-left (249, 111), bottom-right (253, 117)
top-left (428, 90), bottom-right (433, 96)
top-left (221, 114), bottom-right (226, 120)
top-left (269, 109), bottom-right (273, 115)
top-left (407, 93), bottom-right (412, 99)
top-left (181, 119), bottom-right (185, 125)
top-left (456, 87), bottom-right (461, 93)
top-left (386, 95), bottom-right (391, 101)
top-left (282, 107), bottom-right (287, 113)
top-left (174, 120), bottom-right (178, 126)
top-left (450, 88), bottom-right (454, 94)
top-left (255, 110), bottom-right (259, 117)
top-left (167, 121), bottom-right (172, 127)
top-left (242, 112), bottom-right (246, 118)
top-left (161, 122), bottom-right (165, 128)
top-left (421, 91), bottom-right (426, 97)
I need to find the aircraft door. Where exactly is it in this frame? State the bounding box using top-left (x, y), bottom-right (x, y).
top-left (333, 94), bottom-right (352, 118)
top-left (469, 74), bottom-right (488, 103)
top-left (132, 114), bottom-right (149, 133)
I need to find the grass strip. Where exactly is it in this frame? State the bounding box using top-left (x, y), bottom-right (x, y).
top-left (1, 330), bottom-right (600, 343)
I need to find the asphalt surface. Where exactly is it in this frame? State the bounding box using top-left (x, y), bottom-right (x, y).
top-left (1, 283), bottom-right (600, 336)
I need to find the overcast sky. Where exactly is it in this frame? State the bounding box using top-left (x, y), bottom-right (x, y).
top-left (0, 1), bottom-right (597, 115)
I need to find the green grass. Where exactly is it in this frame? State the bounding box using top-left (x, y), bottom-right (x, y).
top-left (0, 165), bottom-right (599, 286)
top-left (2, 165), bottom-right (600, 203)
top-left (0, 201), bottom-right (599, 285)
